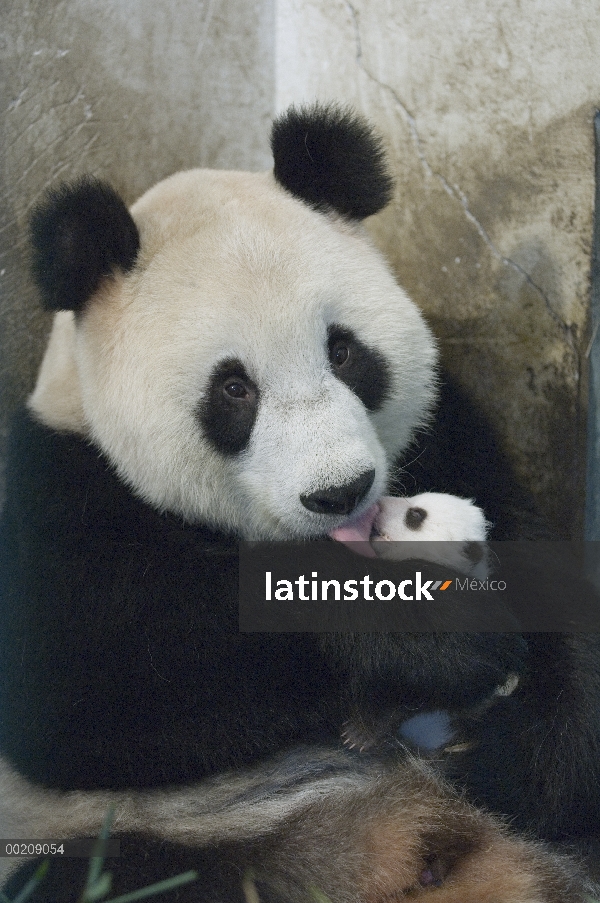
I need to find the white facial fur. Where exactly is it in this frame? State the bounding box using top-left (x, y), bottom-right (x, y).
top-left (29, 169), bottom-right (437, 540)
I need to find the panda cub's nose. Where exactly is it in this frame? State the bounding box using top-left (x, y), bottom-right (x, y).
top-left (300, 469), bottom-right (376, 516)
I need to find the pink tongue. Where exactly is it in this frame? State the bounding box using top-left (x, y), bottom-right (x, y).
top-left (329, 503), bottom-right (379, 557)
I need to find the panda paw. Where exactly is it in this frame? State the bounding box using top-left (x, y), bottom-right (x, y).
top-left (341, 715), bottom-right (391, 754)
top-left (341, 723), bottom-right (374, 753)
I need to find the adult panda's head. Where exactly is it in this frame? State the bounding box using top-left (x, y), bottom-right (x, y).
top-left (28, 104), bottom-right (437, 540)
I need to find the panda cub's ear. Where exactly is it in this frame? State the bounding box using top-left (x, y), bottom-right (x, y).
top-left (271, 103), bottom-right (394, 219)
top-left (30, 177), bottom-right (140, 312)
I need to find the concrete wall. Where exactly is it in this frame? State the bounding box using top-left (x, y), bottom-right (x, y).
top-left (2, 0), bottom-right (599, 535)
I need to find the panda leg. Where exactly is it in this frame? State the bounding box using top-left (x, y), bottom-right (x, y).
top-left (2, 759), bottom-right (584, 903)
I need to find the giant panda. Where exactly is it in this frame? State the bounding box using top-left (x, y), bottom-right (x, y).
top-left (0, 103), bottom-right (597, 902)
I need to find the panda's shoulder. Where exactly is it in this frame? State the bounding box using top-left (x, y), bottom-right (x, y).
top-left (1, 408), bottom-right (235, 596)
top-left (4, 408), bottom-right (143, 538)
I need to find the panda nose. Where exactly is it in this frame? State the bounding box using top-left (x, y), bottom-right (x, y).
top-left (300, 469), bottom-right (376, 516)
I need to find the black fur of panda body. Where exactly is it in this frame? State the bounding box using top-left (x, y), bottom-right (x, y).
top-left (2, 406), bottom-right (596, 900)
top-left (0, 404), bottom-right (527, 792)
top-left (1, 103), bottom-right (598, 901)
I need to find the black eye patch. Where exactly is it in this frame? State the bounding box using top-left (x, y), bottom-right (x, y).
top-left (198, 359), bottom-right (259, 455)
top-left (327, 324), bottom-right (391, 412)
top-left (405, 506), bottom-right (427, 530)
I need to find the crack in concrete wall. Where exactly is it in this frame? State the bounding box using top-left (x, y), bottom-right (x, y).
top-left (344, 0), bottom-right (573, 345)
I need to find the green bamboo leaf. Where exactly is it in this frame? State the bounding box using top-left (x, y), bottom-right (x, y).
top-left (86, 806), bottom-right (116, 894)
top-left (309, 887), bottom-right (333, 903)
top-left (10, 861), bottom-right (50, 903)
top-left (82, 872), bottom-right (113, 902)
top-left (241, 869), bottom-right (260, 903)
top-left (102, 870), bottom-right (198, 903)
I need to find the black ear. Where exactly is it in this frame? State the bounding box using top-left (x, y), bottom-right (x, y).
top-left (30, 177), bottom-right (140, 312)
top-left (271, 103), bottom-right (394, 219)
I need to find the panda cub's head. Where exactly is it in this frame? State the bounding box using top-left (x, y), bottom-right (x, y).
top-left (28, 104), bottom-right (437, 540)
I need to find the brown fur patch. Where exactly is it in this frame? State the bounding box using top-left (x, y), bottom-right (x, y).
top-left (246, 761), bottom-right (584, 903)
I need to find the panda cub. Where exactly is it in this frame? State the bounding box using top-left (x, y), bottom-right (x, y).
top-left (0, 104), bottom-right (594, 902)
top-left (338, 495), bottom-right (495, 757)
top-left (370, 492), bottom-right (489, 576)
